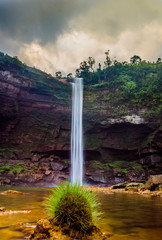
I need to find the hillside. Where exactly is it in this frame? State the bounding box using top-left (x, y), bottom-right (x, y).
top-left (79, 54), bottom-right (162, 123)
top-left (0, 52), bottom-right (161, 186)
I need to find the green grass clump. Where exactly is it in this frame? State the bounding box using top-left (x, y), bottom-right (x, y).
top-left (129, 161), bottom-right (143, 171)
top-left (0, 163), bottom-right (24, 174)
top-left (89, 160), bottom-right (110, 170)
top-left (45, 182), bottom-right (100, 232)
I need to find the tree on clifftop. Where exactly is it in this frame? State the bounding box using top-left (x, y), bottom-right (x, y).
top-left (130, 55), bottom-right (142, 64)
top-left (55, 71), bottom-right (62, 78)
top-left (104, 50), bottom-right (112, 68)
top-left (87, 57), bottom-right (95, 72)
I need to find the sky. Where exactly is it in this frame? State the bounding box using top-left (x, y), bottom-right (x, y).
top-left (0, 0), bottom-right (162, 76)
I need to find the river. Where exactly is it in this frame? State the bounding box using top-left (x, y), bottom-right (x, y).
top-left (0, 187), bottom-right (162, 240)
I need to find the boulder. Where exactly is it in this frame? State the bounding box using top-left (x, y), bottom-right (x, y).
top-left (125, 182), bottom-right (144, 192)
top-left (126, 182), bottom-right (144, 188)
top-left (157, 184), bottom-right (162, 191)
top-left (144, 175), bottom-right (162, 190)
top-left (111, 182), bottom-right (127, 189)
top-left (141, 190), bottom-right (151, 194)
top-left (0, 190), bottom-right (23, 195)
top-left (0, 207), bottom-right (6, 211)
top-left (50, 162), bottom-right (64, 171)
top-left (29, 218), bottom-right (112, 240)
top-left (29, 219), bottom-right (52, 240)
top-left (45, 170), bottom-right (52, 176)
top-left (125, 187), bottom-right (138, 192)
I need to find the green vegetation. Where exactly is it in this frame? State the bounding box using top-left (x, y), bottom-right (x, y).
top-left (140, 128), bottom-right (159, 149)
top-left (0, 52), bottom-right (71, 106)
top-left (45, 182), bottom-right (100, 232)
top-left (108, 161), bottom-right (128, 173)
top-left (0, 147), bottom-right (20, 159)
top-left (0, 163), bottom-right (24, 174)
top-left (76, 51), bottom-right (162, 122)
top-left (85, 134), bottom-right (100, 149)
top-left (108, 160), bottom-right (143, 173)
top-left (88, 160), bottom-right (143, 174)
top-left (89, 160), bottom-right (110, 170)
top-left (129, 161), bottom-right (143, 171)
top-left (0, 50), bottom-right (161, 121)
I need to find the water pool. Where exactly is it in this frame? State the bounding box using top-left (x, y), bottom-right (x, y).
top-left (0, 187), bottom-right (162, 240)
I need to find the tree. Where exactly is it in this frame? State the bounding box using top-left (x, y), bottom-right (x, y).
top-left (80, 61), bottom-right (90, 73)
top-left (114, 60), bottom-right (118, 65)
top-left (87, 57), bottom-right (95, 72)
top-left (55, 71), bottom-right (62, 78)
top-left (130, 55), bottom-right (142, 64)
top-left (97, 63), bottom-right (101, 71)
top-left (123, 80), bottom-right (137, 98)
top-left (75, 61), bottom-right (93, 84)
top-left (104, 50), bottom-right (112, 68)
top-left (67, 73), bottom-right (73, 79)
top-left (96, 63), bottom-right (104, 82)
top-left (76, 61), bottom-right (90, 79)
top-left (156, 58), bottom-right (161, 64)
top-left (75, 68), bottom-right (81, 77)
top-left (122, 61), bottom-right (128, 65)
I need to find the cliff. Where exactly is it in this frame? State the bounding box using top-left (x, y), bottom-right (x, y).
top-left (0, 52), bottom-right (161, 186)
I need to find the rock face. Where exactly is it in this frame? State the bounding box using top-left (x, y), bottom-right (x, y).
top-left (0, 54), bottom-right (162, 186)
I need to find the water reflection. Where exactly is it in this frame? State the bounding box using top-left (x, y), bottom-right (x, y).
top-left (0, 187), bottom-right (162, 240)
top-left (98, 192), bottom-right (162, 240)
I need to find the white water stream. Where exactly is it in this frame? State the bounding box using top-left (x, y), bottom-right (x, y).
top-left (71, 78), bottom-right (84, 185)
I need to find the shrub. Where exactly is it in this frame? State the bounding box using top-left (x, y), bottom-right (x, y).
top-left (45, 182), bottom-right (100, 232)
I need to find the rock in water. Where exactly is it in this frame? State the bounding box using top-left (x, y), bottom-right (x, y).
top-left (29, 219), bottom-right (112, 240)
top-left (0, 207), bottom-right (6, 212)
top-left (0, 190), bottom-right (23, 195)
top-left (144, 175), bottom-right (162, 190)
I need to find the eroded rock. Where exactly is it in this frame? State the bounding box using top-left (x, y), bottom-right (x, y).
top-left (0, 207), bottom-right (6, 212)
top-left (111, 183), bottom-right (126, 189)
top-left (29, 219), bottom-right (112, 240)
top-left (144, 175), bottom-right (162, 190)
top-left (0, 190), bottom-right (23, 195)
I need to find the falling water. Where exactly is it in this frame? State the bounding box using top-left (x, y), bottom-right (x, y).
top-left (71, 78), bottom-right (84, 185)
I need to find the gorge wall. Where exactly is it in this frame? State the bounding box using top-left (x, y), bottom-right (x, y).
top-left (0, 54), bottom-right (162, 186)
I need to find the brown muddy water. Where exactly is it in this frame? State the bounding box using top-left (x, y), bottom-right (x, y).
top-left (0, 187), bottom-right (162, 240)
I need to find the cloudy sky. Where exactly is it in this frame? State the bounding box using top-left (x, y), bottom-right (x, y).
top-left (0, 0), bottom-right (162, 75)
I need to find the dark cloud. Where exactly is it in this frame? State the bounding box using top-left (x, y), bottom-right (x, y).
top-left (78, 0), bottom-right (162, 39)
top-left (0, 0), bottom-right (96, 44)
top-left (1, 0), bottom-right (162, 47)
top-left (1, 0), bottom-right (162, 74)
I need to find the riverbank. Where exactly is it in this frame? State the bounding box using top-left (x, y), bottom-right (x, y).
top-left (85, 175), bottom-right (162, 197)
top-left (86, 186), bottom-right (162, 197)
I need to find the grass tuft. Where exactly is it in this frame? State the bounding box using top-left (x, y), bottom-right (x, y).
top-left (45, 182), bottom-right (101, 232)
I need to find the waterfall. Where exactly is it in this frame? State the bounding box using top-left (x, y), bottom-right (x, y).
top-left (71, 78), bottom-right (84, 185)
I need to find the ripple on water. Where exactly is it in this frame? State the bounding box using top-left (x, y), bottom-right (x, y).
top-left (0, 187), bottom-right (162, 240)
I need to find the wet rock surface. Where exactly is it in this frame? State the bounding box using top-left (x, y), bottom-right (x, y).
top-left (85, 178), bottom-right (162, 197)
top-left (144, 174), bottom-right (162, 190)
top-left (0, 158), bottom-right (70, 186)
top-left (0, 190), bottom-right (24, 195)
top-left (29, 219), bottom-right (112, 240)
top-left (0, 207), bottom-right (6, 212)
